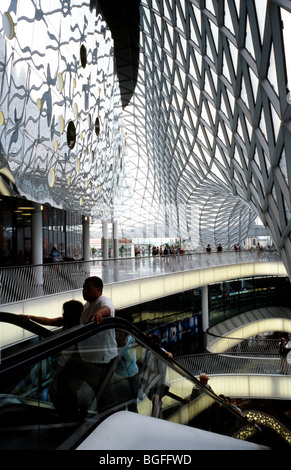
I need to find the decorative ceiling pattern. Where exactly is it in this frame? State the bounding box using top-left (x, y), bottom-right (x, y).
top-left (120, 0), bottom-right (291, 267)
top-left (0, 0), bottom-right (132, 219)
top-left (0, 0), bottom-right (291, 277)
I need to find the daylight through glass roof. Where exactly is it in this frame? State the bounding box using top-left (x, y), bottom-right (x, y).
top-left (0, 1), bottom-right (290, 275)
top-left (119, 0), bottom-right (291, 269)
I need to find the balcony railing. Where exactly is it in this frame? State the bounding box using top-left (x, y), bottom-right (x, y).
top-left (176, 351), bottom-right (287, 376)
top-left (207, 333), bottom-right (282, 356)
top-left (0, 249), bottom-right (282, 304)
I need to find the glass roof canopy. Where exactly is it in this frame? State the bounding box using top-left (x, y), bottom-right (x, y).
top-left (119, 0), bottom-right (291, 266)
top-left (0, 0), bottom-right (290, 275)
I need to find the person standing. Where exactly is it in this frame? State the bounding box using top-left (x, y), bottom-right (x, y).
top-left (77, 276), bottom-right (118, 410)
top-left (50, 246), bottom-right (59, 262)
top-left (217, 243), bottom-right (223, 253)
top-left (57, 277), bottom-right (118, 418)
top-left (184, 373), bottom-right (214, 402)
top-left (114, 330), bottom-right (139, 412)
top-left (140, 334), bottom-right (173, 418)
top-left (279, 337), bottom-right (290, 374)
top-left (21, 300), bottom-right (83, 330)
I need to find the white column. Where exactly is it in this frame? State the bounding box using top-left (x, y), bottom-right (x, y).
top-left (82, 216), bottom-right (90, 261)
top-left (32, 205), bottom-right (43, 265)
top-left (113, 221), bottom-right (119, 258)
top-left (102, 221), bottom-right (108, 259)
top-left (201, 285), bottom-right (209, 332)
top-left (31, 204), bottom-right (43, 292)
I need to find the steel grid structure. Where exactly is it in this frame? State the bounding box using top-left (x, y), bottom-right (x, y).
top-left (0, 1), bottom-right (291, 276)
top-left (120, 0), bottom-right (291, 273)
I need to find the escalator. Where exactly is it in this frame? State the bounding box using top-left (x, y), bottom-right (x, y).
top-left (0, 315), bottom-right (285, 450)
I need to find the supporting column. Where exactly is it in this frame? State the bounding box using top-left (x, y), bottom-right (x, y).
top-left (201, 285), bottom-right (209, 331)
top-left (102, 221), bottom-right (108, 259)
top-left (31, 204), bottom-right (43, 294)
top-left (201, 285), bottom-right (209, 351)
top-left (82, 216), bottom-right (90, 277)
top-left (32, 205), bottom-right (43, 266)
top-left (113, 221), bottom-right (119, 258)
top-left (82, 216), bottom-right (90, 261)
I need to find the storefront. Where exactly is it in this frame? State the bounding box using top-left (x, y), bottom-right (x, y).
top-left (0, 196), bottom-right (83, 266)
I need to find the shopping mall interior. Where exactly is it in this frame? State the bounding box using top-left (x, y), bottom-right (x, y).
top-left (0, 0), bottom-right (291, 453)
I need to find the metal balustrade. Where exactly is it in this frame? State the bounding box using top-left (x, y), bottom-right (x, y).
top-left (0, 317), bottom-right (272, 450)
top-left (208, 336), bottom-right (281, 356)
top-left (0, 250), bottom-right (282, 304)
top-left (179, 329), bottom-right (288, 376)
top-left (0, 262), bottom-right (88, 304)
top-left (176, 352), bottom-right (286, 376)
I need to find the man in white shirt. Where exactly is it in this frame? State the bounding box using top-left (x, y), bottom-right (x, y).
top-left (76, 276), bottom-right (118, 413)
top-left (57, 277), bottom-right (118, 418)
top-left (79, 276), bottom-right (117, 364)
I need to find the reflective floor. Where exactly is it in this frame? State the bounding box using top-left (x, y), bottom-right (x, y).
top-left (0, 249), bottom-right (282, 305)
top-left (92, 250), bottom-right (282, 285)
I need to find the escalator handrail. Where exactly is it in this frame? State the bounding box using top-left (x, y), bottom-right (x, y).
top-left (0, 314), bottom-right (255, 430)
top-left (0, 311), bottom-right (54, 339)
top-left (0, 316), bottom-right (181, 374)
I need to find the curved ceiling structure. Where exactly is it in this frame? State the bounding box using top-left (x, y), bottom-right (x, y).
top-left (0, 1), bottom-right (133, 221)
top-left (119, 0), bottom-right (291, 276)
top-left (0, 1), bottom-right (291, 277)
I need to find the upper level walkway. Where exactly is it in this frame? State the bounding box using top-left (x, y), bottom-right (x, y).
top-left (0, 249), bottom-right (286, 311)
top-left (0, 249), bottom-right (287, 349)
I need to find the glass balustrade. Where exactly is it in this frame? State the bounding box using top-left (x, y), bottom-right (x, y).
top-left (0, 320), bottom-right (260, 450)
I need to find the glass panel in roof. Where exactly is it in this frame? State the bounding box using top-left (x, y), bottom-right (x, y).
top-left (240, 75), bottom-right (249, 109)
top-left (245, 15), bottom-right (255, 59)
top-left (226, 88), bottom-right (235, 114)
top-left (281, 8), bottom-right (291, 101)
top-left (249, 67), bottom-right (258, 101)
top-left (142, 7), bottom-right (152, 34)
top-left (270, 103), bottom-right (281, 141)
top-left (163, 0), bottom-right (171, 20)
top-left (217, 121), bottom-right (227, 147)
top-left (224, 121), bottom-right (233, 145)
top-left (236, 115), bottom-right (246, 142)
top-left (228, 39), bottom-right (238, 75)
top-left (215, 145), bottom-right (228, 168)
top-left (220, 91), bottom-right (229, 119)
top-left (208, 99), bottom-right (217, 124)
top-left (152, 0), bottom-right (160, 13)
top-left (210, 67), bottom-right (218, 91)
top-left (205, 127), bottom-right (214, 147)
top-left (224, 0), bottom-right (235, 35)
top-left (254, 0), bottom-right (267, 45)
top-left (222, 50), bottom-right (231, 84)
top-left (204, 70), bottom-right (213, 99)
top-left (176, 3), bottom-right (185, 30)
top-left (176, 38), bottom-right (185, 64)
top-left (259, 107), bottom-right (267, 142)
top-left (191, 2), bottom-right (201, 35)
top-left (205, 0), bottom-right (215, 16)
top-left (210, 20), bottom-right (219, 52)
top-left (279, 149), bottom-right (289, 190)
top-left (267, 45), bottom-right (279, 95)
top-left (284, 197), bottom-right (291, 223)
top-left (188, 52), bottom-right (200, 83)
top-left (154, 12), bottom-right (162, 37)
top-left (118, 1), bottom-right (291, 260)
top-left (165, 22), bottom-right (174, 47)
